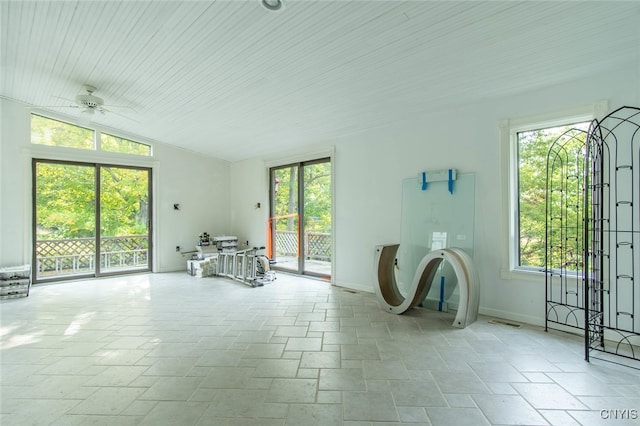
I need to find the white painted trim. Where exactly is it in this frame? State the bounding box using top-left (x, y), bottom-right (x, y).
top-left (263, 145), bottom-right (335, 168)
top-left (28, 107), bottom-right (158, 156)
top-left (26, 145), bottom-right (156, 168)
top-left (479, 307), bottom-right (544, 327)
top-left (499, 100), bottom-right (608, 277)
top-left (264, 146), bottom-right (336, 284)
top-left (26, 112), bottom-right (157, 168)
top-left (150, 160), bottom-right (160, 273)
top-left (26, 106), bottom-right (228, 164)
top-left (499, 267), bottom-right (546, 283)
top-left (22, 149), bottom-right (32, 265)
top-left (26, 152), bottom-right (160, 275)
top-left (334, 280), bottom-right (374, 294)
top-left (330, 149), bottom-right (336, 285)
top-left (158, 265), bottom-right (184, 273)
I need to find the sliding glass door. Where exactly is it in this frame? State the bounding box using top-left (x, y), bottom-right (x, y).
top-left (33, 160), bottom-right (151, 281)
top-left (99, 166), bottom-right (151, 274)
top-left (270, 164), bottom-right (300, 272)
top-left (269, 158), bottom-right (331, 278)
top-left (33, 162), bottom-right (97, 279)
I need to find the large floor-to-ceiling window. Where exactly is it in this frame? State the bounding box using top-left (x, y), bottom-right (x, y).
top-left (30, 114), bottom-right (152, 282)
top-left (269, 158), bottom-right (331, 278)
top-left (33, 160), bottom-right (152, 282)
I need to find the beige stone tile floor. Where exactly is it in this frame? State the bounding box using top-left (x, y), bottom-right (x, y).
top-left (1, 272), bottom-right (639, 425)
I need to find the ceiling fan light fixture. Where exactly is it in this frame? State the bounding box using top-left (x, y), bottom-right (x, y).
top-left (262, 0), bottom-right (282, 11)
top-left (76, 94), bottom-right (104, 109)
top-left (75, 84), bottom-right (104, 109)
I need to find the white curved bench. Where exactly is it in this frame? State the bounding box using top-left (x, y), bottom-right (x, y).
top-left (374, 244), bottom-right (480, 328)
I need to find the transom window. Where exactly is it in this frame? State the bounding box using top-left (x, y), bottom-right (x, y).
top-left (30, 114), bottom-right (152, 156)
top-left (30, 114), bottom-right (94, 150)
top-left (101, 133), bottom-right (151, 156)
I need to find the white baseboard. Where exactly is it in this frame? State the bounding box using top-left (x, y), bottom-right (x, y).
top-left (330, 284), bottom-right (546, 328)
top-left (478, 307), bottom-right (544, 327)
top-left (154, 269), bottom-right (547, 328)
top-left (157, 265), bottom-right (185, 273)
top-left (333, 280), bottom-right (374, 294)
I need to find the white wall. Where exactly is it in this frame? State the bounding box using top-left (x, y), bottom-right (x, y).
top-left (229, 157), bottom-right (269, 250)
top-left (152, 140), bottom-right (230, 272)
top-left (0, 98), bottom-right (29, 267)
top-left (0, 98), bottom-right (230, 273)
top-left (230, 64), bottom-right (639, 326)
top-left (3, 61), bottom-right (638, 326)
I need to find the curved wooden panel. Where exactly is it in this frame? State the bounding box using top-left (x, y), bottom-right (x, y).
top-left (374, 245), bottom-right (480, 328)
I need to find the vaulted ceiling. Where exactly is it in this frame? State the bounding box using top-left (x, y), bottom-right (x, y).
top-left (1, 1), bottom-right (639, 161)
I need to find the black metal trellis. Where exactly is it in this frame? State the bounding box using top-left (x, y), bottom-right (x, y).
top-left (545, 128), bottom-right (589, 333)
top-left (585, 106), bottom-right (640, 364)
top-left (546, 106), bottom-right (640, 366)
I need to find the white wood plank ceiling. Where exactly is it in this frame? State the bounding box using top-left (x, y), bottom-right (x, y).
top-left (1, 1), bottom-right (639, 162)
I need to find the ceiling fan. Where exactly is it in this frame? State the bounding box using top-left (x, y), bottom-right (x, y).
top-left (47, 84), bottom-right (132, 116)
top-left (73, 85), bottom-right (106, 115)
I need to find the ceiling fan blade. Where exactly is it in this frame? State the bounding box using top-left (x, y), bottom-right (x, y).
top-left (104, 104), bottom-right (136, 112)
top-left (101, 107), bottom-right (139, 123)
top-left (53, 95), bottom-right (75, 103)
top-left (27, 104), bottom-right (81, 108)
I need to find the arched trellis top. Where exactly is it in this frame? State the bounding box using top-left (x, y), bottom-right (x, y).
top-left (546, 105), bottom-right (640, 367)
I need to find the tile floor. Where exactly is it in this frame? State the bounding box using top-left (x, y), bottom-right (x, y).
top-left (1, 272), bottom-right (639, 425)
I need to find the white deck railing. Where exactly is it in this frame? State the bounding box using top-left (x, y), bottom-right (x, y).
top-left (36, 236), bottom-right (148, 278)
top-left (275, 231), bottom-right (331, 260)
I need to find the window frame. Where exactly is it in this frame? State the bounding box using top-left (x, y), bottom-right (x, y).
top-left (30, 113), bottom-right (96, 151)
top-left (30, 112), bottom-right (153, 158)
top-left (499, 101), bottom-right (607, 281)
top-left (268, 157), bottom-right (332, 279)
top-left (31, 158), bottom-right (153, 283)
top-left (264, 147), bottom-right (336, 283)
top-left (100, 132), bottom-right (152, 156)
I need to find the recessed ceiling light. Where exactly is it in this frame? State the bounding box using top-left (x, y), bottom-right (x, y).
top-left (262, 0), bottom-right (282, 11)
